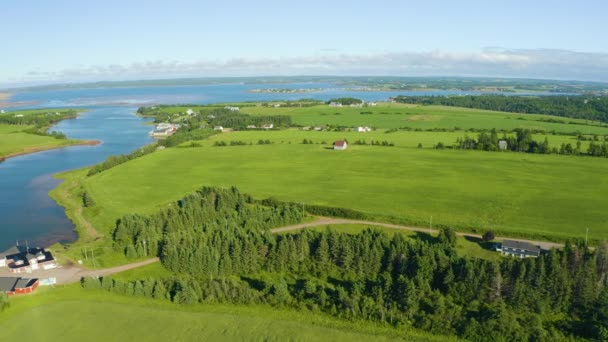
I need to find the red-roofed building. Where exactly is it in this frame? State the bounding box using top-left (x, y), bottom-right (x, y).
top-left (333, 140), bottom-right (348, 150)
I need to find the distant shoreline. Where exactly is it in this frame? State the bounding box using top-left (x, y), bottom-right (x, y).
top-left (0, 140), bottom-right (101, 162)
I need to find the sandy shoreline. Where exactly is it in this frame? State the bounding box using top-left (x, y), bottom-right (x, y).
top-left (0, 140), bottom-right (101, 162)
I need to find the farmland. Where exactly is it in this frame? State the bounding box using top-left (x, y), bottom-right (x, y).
top-left (61, 131), bottom-right (607, 243)
top-left (154, 102), bottom-right (608, 134)
top-left (0, 285), bottom-right (442, 342)
top-left (0, 109), bottom-right (91, 159)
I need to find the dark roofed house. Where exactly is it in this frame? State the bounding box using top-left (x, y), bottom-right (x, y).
top-left (499, 239), bottom-right (541, 258)
top-left (0, 277), bottom-right (39, 296)
top-left (333, 140), bottom-right (348, 150)
top-left (5, 247), bottom-right (57, 273)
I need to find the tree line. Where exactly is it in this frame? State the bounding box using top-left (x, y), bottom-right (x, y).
top-left (392, 95), bottom-right (608, 123)
top-left (208, 109), bottom-right (291, 130)
top-left (97, 185), bottom-right (608, 340)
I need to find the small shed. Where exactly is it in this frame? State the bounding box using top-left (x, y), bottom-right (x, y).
top-left (498, 140), bottom-right (508, 151)
top-left (334, 141), bottom-right (348, 150)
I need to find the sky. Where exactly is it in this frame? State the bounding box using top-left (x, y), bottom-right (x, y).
top-left (2, 0), bottom-right (608, 87)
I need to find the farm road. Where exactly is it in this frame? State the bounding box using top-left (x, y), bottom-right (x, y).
top-left (271, 217), bottom-right (563, 250)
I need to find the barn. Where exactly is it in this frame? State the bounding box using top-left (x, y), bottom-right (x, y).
top-left (0, 277), bottom-right (39, 296)
top-left (333, 141), bottom-right (348, 150)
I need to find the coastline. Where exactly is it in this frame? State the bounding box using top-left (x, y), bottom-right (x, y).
top-left (0, 139), bottom-right (101, 162)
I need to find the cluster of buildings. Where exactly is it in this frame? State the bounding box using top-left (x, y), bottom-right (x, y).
top-left (0, 246), bottom-right (58, 296)
top-left (149, 123), bottom-right (180, 137)
top-left (356, 126), bottom-right (372, 132)
top-left (0, 246), bottom-right (57, 273)
top-left (328, 101), bottom-right (377, 108)
top-left (224, 106), bottom-right (240, 112)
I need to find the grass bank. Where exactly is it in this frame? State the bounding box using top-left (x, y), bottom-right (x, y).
top-left (0, 284), bottom-right (450, 341)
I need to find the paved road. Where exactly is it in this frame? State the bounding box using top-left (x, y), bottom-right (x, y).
top-left (0, 257), bottom-right (160, 285)
top-left (271, 217), bottom-right (564, 250)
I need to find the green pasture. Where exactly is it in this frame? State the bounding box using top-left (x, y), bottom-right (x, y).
top-left (200, 128), bottom-right (590, 150)
top-left (238, 103), bottom-right (608, 134)
top-left (0, 124), bottom-right (78, 158)
top-left (0, 285), bottom-right (445, 342)
top-left (80, 139), bottom-right (608, 242)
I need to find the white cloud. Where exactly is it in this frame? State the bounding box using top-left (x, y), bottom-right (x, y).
top-left (5, 48), bottom-right (608, 86)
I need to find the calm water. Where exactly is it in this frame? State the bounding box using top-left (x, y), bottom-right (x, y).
top-left (0, 82), bottom-right (561, 250)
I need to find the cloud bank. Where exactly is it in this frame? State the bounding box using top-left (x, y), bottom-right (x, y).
top-left (9, 48), bottom-right (608, 86)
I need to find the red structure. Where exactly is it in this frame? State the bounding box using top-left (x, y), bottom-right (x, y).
top-left (0, 277), bottom-right (39, 296)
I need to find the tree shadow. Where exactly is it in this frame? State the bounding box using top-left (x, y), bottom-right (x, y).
top-left (413, 231), bottom-right (439, 244)
top-left (464, 235), bottom-right (497, 251)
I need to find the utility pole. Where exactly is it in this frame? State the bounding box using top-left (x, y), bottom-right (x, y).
top-left (84, 247), bottom-right (88, 260)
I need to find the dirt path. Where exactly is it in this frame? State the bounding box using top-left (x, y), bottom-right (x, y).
top-left (271, 217), bottom-right (563, 250)
top-left (59, 258), bottom-right (160, 284)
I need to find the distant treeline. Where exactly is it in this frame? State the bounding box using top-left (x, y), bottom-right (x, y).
top-left (393, 95), bottom-right (608, 123)
top-left (0, 109), bottom-right (77, 139)
top-left (208, 108), bottom-right (291, 130)
top-left (87, 144), bottom-right (158, 176)
top-left (440, 128), bottom-right (608, 158)
top-left (327, 97), bottom-right (363, 105)
top-left (88, 185), bottom-right (608, 341)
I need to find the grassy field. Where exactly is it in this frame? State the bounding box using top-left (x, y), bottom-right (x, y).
top-left (158, 102), bottom-right (608, 134)
top-left (70, 134), bottom-right (608, 243)
top-left (0, 285), bottom-right (448, 341)
top-left (0, 124), bottom-right (83, 158)
top-left (0, 109), bottom-right (89, 158)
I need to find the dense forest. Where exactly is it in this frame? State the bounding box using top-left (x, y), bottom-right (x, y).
top-left (393, 95), bottom-right (608, 123)
top-left (91, 186), bottom-right (608, 341)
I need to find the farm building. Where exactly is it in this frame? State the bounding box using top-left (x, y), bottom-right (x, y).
top-left (246, 125), bottom-right (257, 129)
top-left (224, 106), bottom-right (240, 111)
top-left (186, 108), bottom-right (194, 115)
top-left (262, 123), bottom-right (274, 129)
top-left (334, 141), bottom-right (348, 150)
top-left (0, 277), bottom-right (39, 296)
top-left (213, 126), bottom-right (224, 132)
top-left (329, 102), bottom-right (343, 107)
top-left (3, 247), bottom-right (57, 273)
top-left (496, 240), bottom-right (541, 258)
top-left (357, 126), bottom-right (371, 132)
top-left (498, 140), bottom-right (508, 150)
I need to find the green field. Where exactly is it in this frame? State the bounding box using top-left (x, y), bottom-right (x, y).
top-left (73, 132), bottom-right (608, 242)
top-left (0, 109), bottom-right (88, 158)
top-left (0, 285), bottom-right (446, 341)
top-left (158, 102), bottom-right (608, 134)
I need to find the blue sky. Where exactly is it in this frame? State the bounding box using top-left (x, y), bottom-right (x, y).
top-left (2, 0), bottom-right (608, 86)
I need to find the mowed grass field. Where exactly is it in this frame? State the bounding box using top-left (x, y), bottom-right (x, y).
top-left (0, 124), bottom-right (77, 158)
top-left (80, 134), bottom-right (608, 242)
top-left (0, 285), bottom-right (445, 342)
top-left (165, 102), bottom-right (608, 134)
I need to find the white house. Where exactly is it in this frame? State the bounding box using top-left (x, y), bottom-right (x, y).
top-left (214, 126), bottom-right (224, 132)
top-left (273, 104), bottom-right (281, 108)
top-left (498, 140), bottom-right (508, 150)
top-left (246, 125), bottom-right (257, 129)
top-left (224, 106), bottom-right (240, 111)
top-left (329, 102), bottom-right (343, 107)
top-left (262, 123), bottom-right (274, 129)
top-left (14, 114), bottom-right (24, 118)
top-left (334, 141), bottom-right (348, 150)
top-left (357, 126), bottom-right (371, 132)
top-left (186, 109), bottom-right (194, 115)
top-left (0, 255), bottom-right (6, 267)
top-left (0, 109), bottom-right (5, 114)
top-left (368, 102), bottom-right (377, 107)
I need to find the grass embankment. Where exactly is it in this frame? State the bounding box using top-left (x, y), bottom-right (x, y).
top-left (0, 109), bottom-right (98, 160)
top-left (0, 284), bottom-right (449, 342)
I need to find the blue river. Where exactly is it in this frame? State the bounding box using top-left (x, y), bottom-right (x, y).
top-left (0, 82), bottom-right (560, 250)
